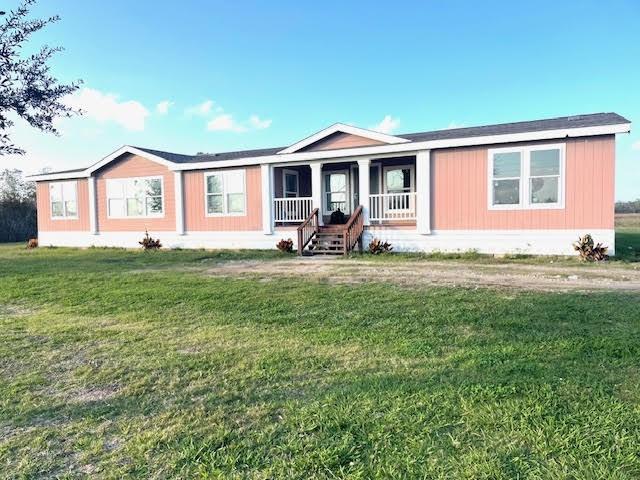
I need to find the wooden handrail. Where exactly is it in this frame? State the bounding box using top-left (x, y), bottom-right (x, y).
top-left (342, 205), bottom-right (364, 254)
top-left (297, 208), bottom-right (319, 255)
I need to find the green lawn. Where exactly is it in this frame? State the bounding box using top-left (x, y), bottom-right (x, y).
top-left (1, 236), bottom-right (640, 478)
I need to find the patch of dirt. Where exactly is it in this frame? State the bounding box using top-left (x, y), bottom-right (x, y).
top-left (205, 257), bottom-right (640, 292)
top-left (69, 385), bottom-right (120, 403)
top-left (0, 304), bottom-right (34, 317)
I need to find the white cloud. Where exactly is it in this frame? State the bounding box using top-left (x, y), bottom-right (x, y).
top-left (64, 88), bottom-right (149, 131)
top-left (249, 115), bottom-right (272, 130)
top-left (632, 140), bottom-right (640, 151)
top-left (206, 114), bottom-right (247, 132)
top-left (446, 121), bottom-right (465, 129)
top-left (186, 100), bottom-right (214, 117)
top-left (370, 115), bottom-right (400, 134)
top-left (156, 100), bottom-right (173, 115)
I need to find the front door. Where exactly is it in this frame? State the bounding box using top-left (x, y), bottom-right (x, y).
top-left (323, 170), bottom-right (350, 215)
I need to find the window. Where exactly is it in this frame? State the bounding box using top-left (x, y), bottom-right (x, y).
top-left (323, 171), bottom-right (349, 214)
top-left (107, 176), bottom-right (164, 218)
top-left (50, 181), bottom-right (77, 219)
top-left (491, 152), bottom-right (521, 206)
top-left (529, 149), bottom-right (560, 204)
top-left (282, 170), bottom-right (299, 198)
top-left (383, 165), bottom-right (414, 211)
top-left (488, 144), bottom-right (564, 209)
top-left (205, 170), bottom-right (246, 216)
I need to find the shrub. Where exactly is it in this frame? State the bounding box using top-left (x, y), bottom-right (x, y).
top-left (276, 238), bottom-right (294, 253)
top-left (139, 230), bottom-right (162, 251)
top-left (368, 238), bottom-right (393, 255)
top-left (573, 234), bottom-right (608, 262)
top-left (26, 238), bottom-right (38, 249)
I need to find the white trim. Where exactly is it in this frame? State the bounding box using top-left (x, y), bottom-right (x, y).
top-left (172, 123), bottom-right (630, 171)
top-left (27, 146), bottom-right (176, 182)
top-left (382, 163), bottom-right (415, 196)
top-left (32, 171), bottom-right (89, 181)
top-left (282, 169), bottom-right (299, 197)
top-left (86, 146), bottom-right (175, 175)
top-left (88, 177), bottom-right (97, 234)
top-left (27, 123), bottom-right (630, 181)
top-left (37, 230), bottom-right (281, 250)
top-left (357, 159), bottom-right (371, 226)
top-left (322, 169), bottom-right (350, 215)
top-left (310, 163), bottom-right (323, 226)
top-left (36, 228), bottom-right (616, 256)
top-left (106, 175), bottom-right (165, 219)
top-left (488, 143), bottom-right (566, 210)
top-left (49, 180), bottom-right (79, 220)
top-left (174, 171), bottom-right (185, 235)
top-left (416, 150), bottom-right (431, 234)
top-left (203, 169), bottom-right (247, 217)
top-left (261, 164), bottom-right (273, 234)
top-left (362, 228), bottom-right (615, 256)
top-left (277, 123), bottom-right (410, 154)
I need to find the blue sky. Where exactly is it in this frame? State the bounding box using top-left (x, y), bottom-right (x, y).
top-left (4, 0), bottom-right (640, 200)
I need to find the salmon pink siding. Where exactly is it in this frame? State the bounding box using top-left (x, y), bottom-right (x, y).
top-left (36, 179), bottom-right (90, 232)
top-left (183, 166), bottom-right (262, 232)
top-left (301, 132), bottom-right (385, 152)
top-left (431, 136), bottom-right (615, 230)
top-left (96, 154), bottom-right (175, 232)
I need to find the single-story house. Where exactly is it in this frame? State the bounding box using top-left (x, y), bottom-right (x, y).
top-left (29, 112), bottom-right (631, 255)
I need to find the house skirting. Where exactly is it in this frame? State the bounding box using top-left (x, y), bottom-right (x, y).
top-left (38, 229), bottom-right (615, 256)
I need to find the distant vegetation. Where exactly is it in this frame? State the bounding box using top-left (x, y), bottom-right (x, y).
top-left (0, 169), bottom-right (36, 242)
top-left (616, 199), bottom-right (640, 214)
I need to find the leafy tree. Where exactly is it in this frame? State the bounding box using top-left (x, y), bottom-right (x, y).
top-left (0, 0), bottom-right (81, 156)
top-left (0, 169), bottom-right (37, 242)
top-left (615, 199), bottom-right (640, 214)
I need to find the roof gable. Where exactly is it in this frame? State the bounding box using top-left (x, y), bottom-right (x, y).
top-left (278, 123), bottom-right (410, 154)
top-left (85, 146), bottom-right (176, 176)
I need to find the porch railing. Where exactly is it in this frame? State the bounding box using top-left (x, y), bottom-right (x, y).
top-left (273, 197), bottom-right (313, 223)
top-left (343, 205), bottom-right (364, 254)
top-left (369, 192), bottom-right (417, 222)
top-left (297, 208), bottom-right (319, 255)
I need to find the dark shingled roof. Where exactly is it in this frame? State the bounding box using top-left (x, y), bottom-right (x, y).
top-left (34, 112), bottom-right (630, 176)
top-left (134, 146), bottom-right (284, 164)
top-left (136, 112), bottom-right (630, 165)
top-left (398, 112), bottom-right (630, 143)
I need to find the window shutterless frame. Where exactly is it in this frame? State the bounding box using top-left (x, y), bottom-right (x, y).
top-left (322, 169), bottom-right (350, 215)
top-left (282, 169), bottom-right (299, 198)
top-left (50, 180), bottom-right (78, 220)
top-left (106, 176), bottom-right (165, 219)
top-left (382, 164), bottom-right (415, 213)
top-left (487, 143), bottom-right (565, 210)
top-left (203, 169), bottom-right (247, 217)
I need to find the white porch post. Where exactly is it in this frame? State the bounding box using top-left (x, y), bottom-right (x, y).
top-left (310, 162), bottom-right (323, 226)
top-left (174, 171), bottom-right (185, 235)
top-left (416, 150), bottom-right (431, 234)
top-left (261, 164), bottom-right (273, 234)
top-left (357, 158), bottom-right (370, 226)
top-left (88, 176), bottom-right (98, 234)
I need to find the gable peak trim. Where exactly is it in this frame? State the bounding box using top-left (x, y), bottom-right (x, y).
top-left (277, 122), bottom-right (410, 154)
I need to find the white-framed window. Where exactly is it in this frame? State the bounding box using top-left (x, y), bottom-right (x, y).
top-left (323, 170), bottom-right (349, 214)
top-left (383, 164), bottom-right (414, 211)
top-left (50, 181), bottom-right (78, 219)
top-left (205, 169), bottom-right (246, 216)
top-left (107, 176), bottom-right (164, 218)
top-left (282, 169), bottom-right (299, 198)
top-left (488, 144), bottom-right (565, 210)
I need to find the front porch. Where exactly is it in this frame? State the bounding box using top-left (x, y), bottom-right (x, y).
top-left (271, 156), bottom-right (419, 228)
